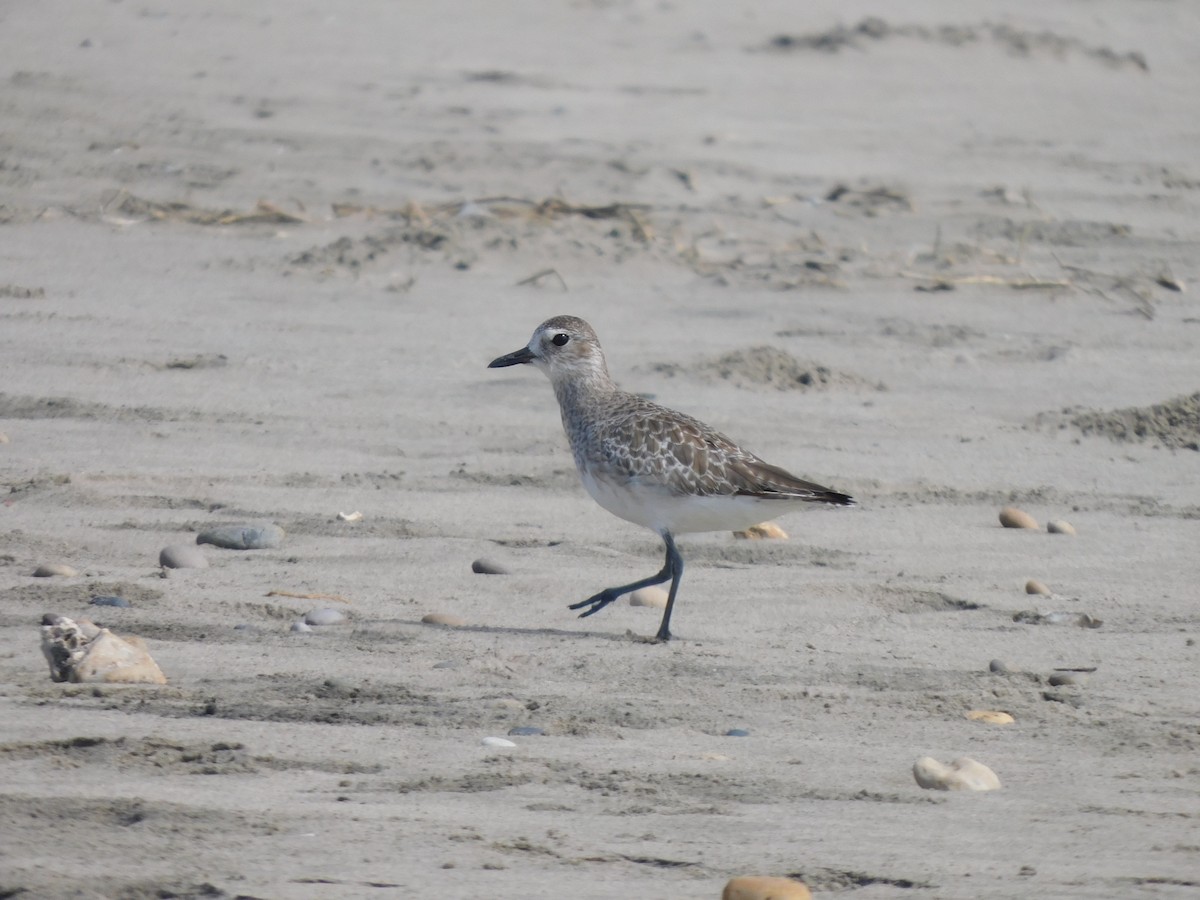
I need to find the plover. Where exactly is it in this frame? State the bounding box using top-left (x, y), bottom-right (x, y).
top-left (489, 315), bottom-right (854, 641)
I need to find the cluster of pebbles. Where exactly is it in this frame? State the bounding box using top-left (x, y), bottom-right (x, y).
top-left (31, 522), bottom-right (300, 680)
top-left (28, 506), bottom-right (1101, 813)
top-left (998, 505), bottom-right (1075, 534)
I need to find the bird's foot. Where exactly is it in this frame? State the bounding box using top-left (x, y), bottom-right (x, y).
top-left (568, 588), bottom-right (623, 618)
top-left (627, 630), bottom-right (671, 644)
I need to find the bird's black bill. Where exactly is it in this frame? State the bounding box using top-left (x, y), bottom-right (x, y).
top-left (488, 347), bottom-right (535, 368)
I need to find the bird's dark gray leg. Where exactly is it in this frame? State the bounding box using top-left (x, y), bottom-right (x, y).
top-left (653, 532), bottom-right (683, 642)
top-left (569, 533), bottom-right (678, 626)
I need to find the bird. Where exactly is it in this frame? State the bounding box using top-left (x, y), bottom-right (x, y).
top-left (488, 315), bottom-right (854, 642)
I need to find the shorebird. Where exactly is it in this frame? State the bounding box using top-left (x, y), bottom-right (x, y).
top-left (488, 315), bottom-right (854, 641)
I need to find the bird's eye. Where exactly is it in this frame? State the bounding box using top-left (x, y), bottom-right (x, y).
top-left (551, 333), bottom-right (570, 347)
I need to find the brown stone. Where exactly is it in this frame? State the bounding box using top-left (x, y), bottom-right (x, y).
top-left (723, 876), bottom-right (811, 900)
top-left (733, 522), bottom-right (789, 540)
top-left (33, 563), bottom-right (77, 578)
top-left (999, 507), bottom-right (1038, 529)
top-left (422, 613), bottom-right (467, 627)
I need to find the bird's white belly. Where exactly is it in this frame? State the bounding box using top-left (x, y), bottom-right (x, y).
top-left (579, 468), bottom-right (783, 534)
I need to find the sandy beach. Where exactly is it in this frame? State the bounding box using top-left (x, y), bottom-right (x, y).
top-left (2, 1), bottom-right (1198, 897)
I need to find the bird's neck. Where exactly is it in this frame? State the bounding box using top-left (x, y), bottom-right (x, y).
top-left (552, 365), bottom-right (618, 422)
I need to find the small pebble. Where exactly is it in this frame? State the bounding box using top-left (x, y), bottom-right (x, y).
top-left (1025, 579), bottom-right (1051, 595)
top-left (629, 587), bottom-right (668, 609)
top-left (723, 876), bottom-right (812, 900)
top-left (733, 522), bottom-right (789, 540)
top-left (90, 595), bottom-right (130, 608)
top-left (481, 736), bottom-right (517, 749)
top-left (196, 523), bottom-right (285, 550)
top-left (989, 659), bottom-right (1015, 674)
top-left (1047, 519), bottom-right (1076, 535)
top-left (422, 613), bottom-right (467, 627)
top-left (1048, 672), bottom-right (1088, 687)
top-left (33, 563), bottom-right (77, 578)
top-left (999, 507), bottom-right (1038, 530)
top-left (471, 558), bottom-right (509, 575)
top-left (290, 621), bottom-right (313, 633)
top-left (508, 726), bottom-right (545, 736)
top-left (304, 607), bottom-right (345, 626)
top-left (159, 544), bottom-right (208, 569)
top-left (966, 710), bottom-right (1015, 725)
top-left (725, 728), bottom-right (751, 737)
top-left (913, 756), bottom-right (1001, 792)
top-left (493, 698), bottom-right (524, 710)
top-left (0, 432), bottom-right (9, 444)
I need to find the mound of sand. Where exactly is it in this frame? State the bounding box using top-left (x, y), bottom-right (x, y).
top-left (653, 346), bottom-right (884, 392)
top-left (1064, 391), bottom-right (1200, 451)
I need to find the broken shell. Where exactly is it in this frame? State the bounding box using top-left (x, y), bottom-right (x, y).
top-left (913, 756), bottom-right (1001, 792)
top-left (999, 507), bottom-right (1038, 529)
top-left (337, 511), bottom-right (363, 522)
top-left (733, 522), bottom-right (789, 540)
top-left (40, 616), bottom-right (166, 685)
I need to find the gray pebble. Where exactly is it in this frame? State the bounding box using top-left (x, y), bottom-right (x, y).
top-left (90, 595), bottom-right (130, 608)
top-left (989, 659), bottom-right (1015, 674)
top-left (432, 660), bottom-right (461, 669)
top-left (471, 558), bottom-right (509, 575)
top-left (290, 621), bottom-right (313, 633)
top-left (725, 728), bottom-right (751, 737)
top-left (304, 607), bottom-right (345, 626)
top-left (508, 726), bottom-right (545, 736)
top-left (197, 523), bottom-right (285, 550)
top-left (159, 544), bottom-right (209, 569)
top-left (33, 563), bottom-right (77, 578)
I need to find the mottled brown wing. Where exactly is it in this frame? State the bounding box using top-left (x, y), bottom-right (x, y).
top-left (595, 394), bottom-right (854, 506)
